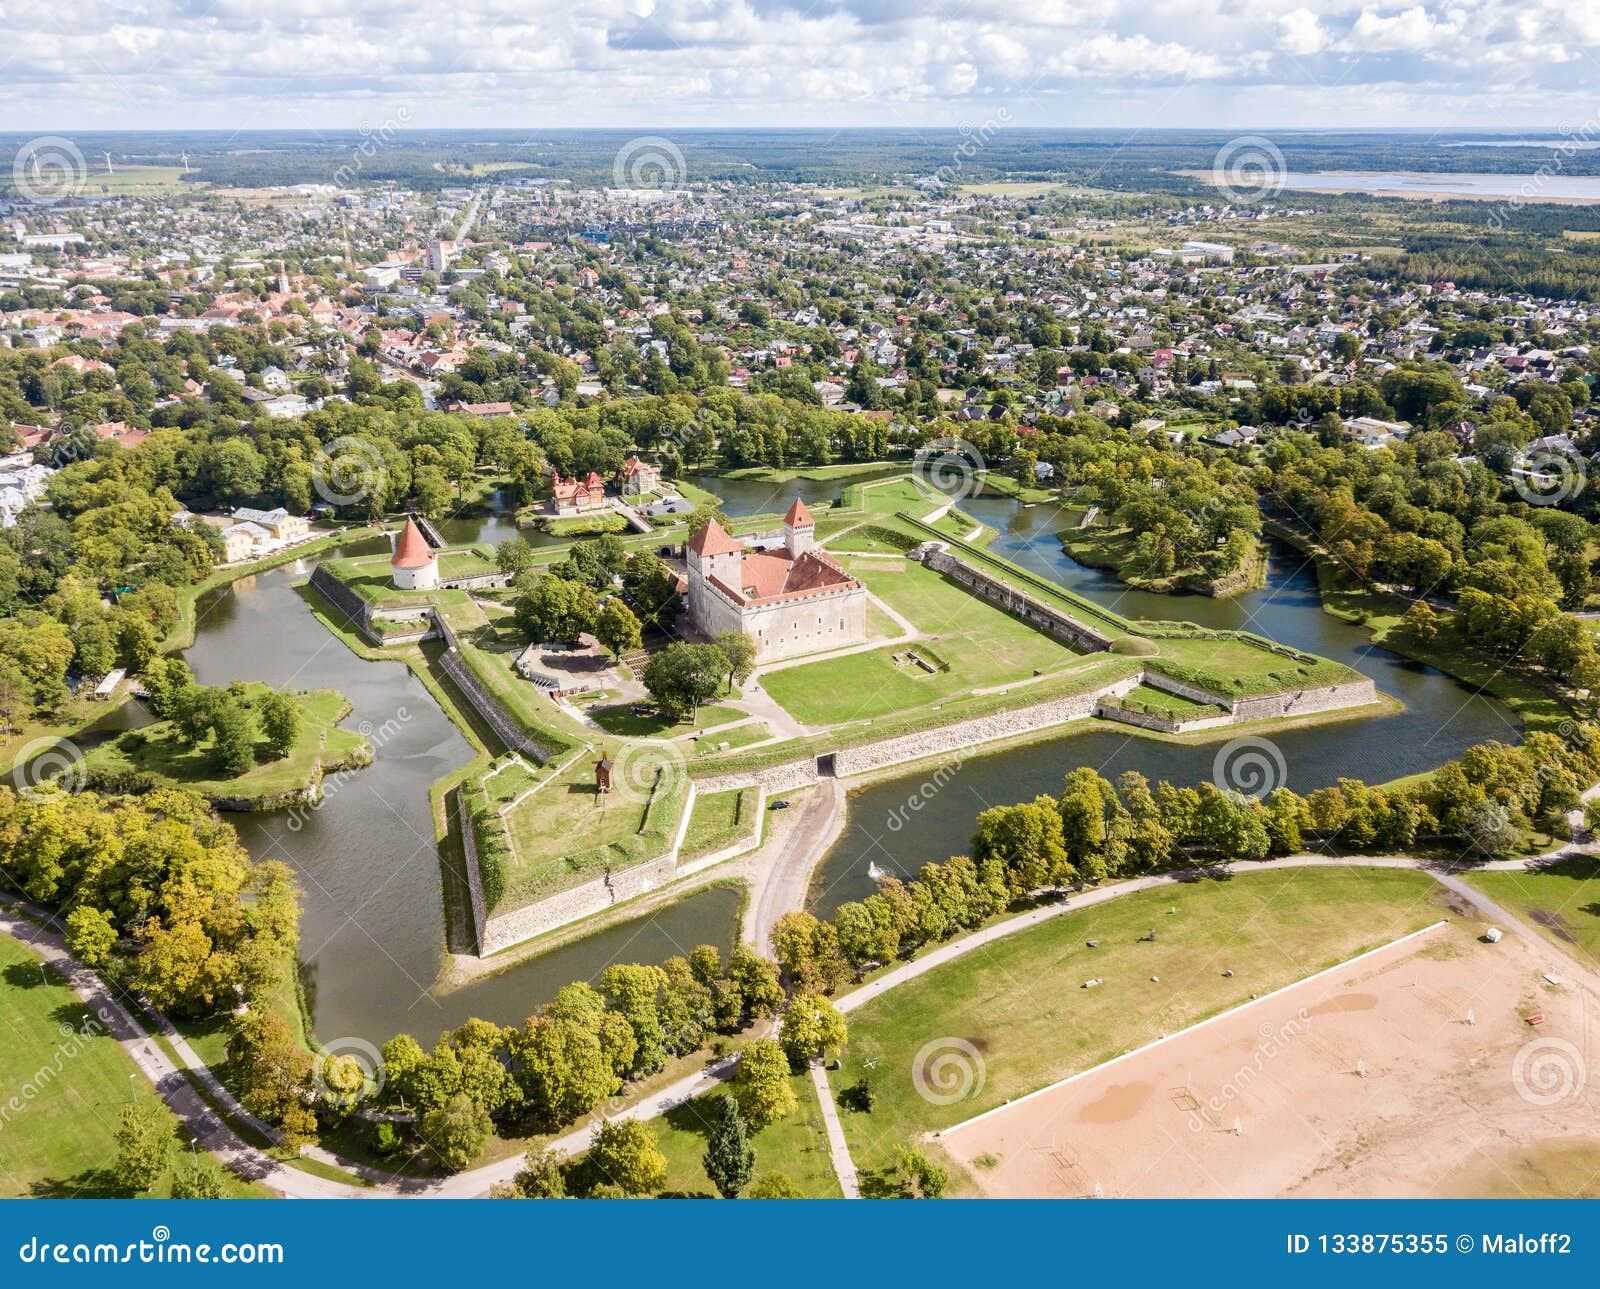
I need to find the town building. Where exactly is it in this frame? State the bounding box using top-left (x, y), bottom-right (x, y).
top-left (548, 469), bottom-right (608, 515)
top-left (620, 454), bottom-right (663, 495)
top-left (683, 499), bottom-right (866, 663)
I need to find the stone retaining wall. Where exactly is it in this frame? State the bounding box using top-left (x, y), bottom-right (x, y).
top-left (1231, 678), bottom-right (1379, 723)
top-left (692, 758), bottom-right (819, 796)
top-left (455, 785), bottom-right (490, 951)
top-left (477, 852), bottom-right (678, 955)
top-left (916, 545), bottom-right (1114, 652)
top-left (831, 674), bottom-right (1144, 776)
top-left (308, 562), bottom-right (372, 628)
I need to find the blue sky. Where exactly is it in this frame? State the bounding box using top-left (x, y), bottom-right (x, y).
top-left (3, 0), bottom-right (1598, 131)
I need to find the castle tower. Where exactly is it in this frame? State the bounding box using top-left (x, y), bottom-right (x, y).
top-left (390, 517), bottom-right (439, 591)
top-left (783, 497), bottom-right (815, 558)
top-left (686, 518), bottom-right (744, 620)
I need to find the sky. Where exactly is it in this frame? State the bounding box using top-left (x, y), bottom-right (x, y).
top-left (3, 0), bottom-right (1600, 132)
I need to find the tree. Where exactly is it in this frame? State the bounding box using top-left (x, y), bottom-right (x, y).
top-left (496, 538), bottom-right (538, 580)
top-left (594, 598), bottom-right (642, 660)
top-left (747, 1171), bottom-right (804, 1198)
top-left (421, 1092), bottom-right (492, 1171)
top-left (171, 1152), bottom-right (226, 1198)
top-left (779, 993), bottom-right (848, 1067)
top-left (113, 1103), bottom-right (172, 1194)
top-left (509, 1147), bottom-right (567, 1198)
top-left (712, 631), bottom-right (757, 692)
top-left (256, 688), bottom-right (300, 759)
top-left (702, 1094), bottom-right (756, 1199)
top-left (586, 1118), bottom-right (667, 1196)
top-left (883, 1143), bottom-right (949, 1198)
top-left (208, 692), bottom-right (256, 777)
top-left (514, 574), bottom-right (599, 645)
top-left (732, 1039), bottom-right (797, 1128)
top-left (641, 641), bottom-right (725, 719)
top-left (65, 905), bottom-right (117, 967)
top-left (226, 1013), bottom-right (317, 1147)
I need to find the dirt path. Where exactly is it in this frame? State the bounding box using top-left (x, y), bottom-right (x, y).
top-left (743, 777), bottom-right (847, 953)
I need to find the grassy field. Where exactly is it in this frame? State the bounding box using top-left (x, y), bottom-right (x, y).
top-left (82, 685), bottom-right (367, 805)
top-left (639, 1071), bottom-right (843, 1197)
top-left (1460, 858), bottom-right (1600, 970)
top-left (487, 750), bottom-right (689, 908)
top-left (679, 787), bottom-right (758, 859)
top-left (1148, 632), bottom-right (1359, 697)
top-left (761, 558), bottom-right (1079, 725)
top-left (0, 933), bottom-right (267, 1198)
top-left (588, 698), bottom-right (743, 738)
top-left (833, 866), bottom-right (1447, 1185)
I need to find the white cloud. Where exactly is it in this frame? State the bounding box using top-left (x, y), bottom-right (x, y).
top-left (1277, 8), bottom-right (1328, 56)
top-left (0, 0), bottom-right (1593, 128)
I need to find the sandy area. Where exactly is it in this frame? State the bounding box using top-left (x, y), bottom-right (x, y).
top-left (941, 922), bottom-right (1600, 1197)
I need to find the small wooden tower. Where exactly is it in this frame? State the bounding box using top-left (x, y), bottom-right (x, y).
top-left (595, 754), bottom-right (614, 794)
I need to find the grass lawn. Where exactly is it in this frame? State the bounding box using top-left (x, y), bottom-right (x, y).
top-left (0, 932), bottom-right (269, 1198)
top-left (690, 722), bottom-right (771, 757)
top-left (834, 866), bottom-right (1447, 1185)
top-left (437, 547), bottom-right (497, 579)
top-left (1460, 857), bottom-right (1600, 971)
top-left (485, 750), bottom-right (688, 908)
top-left (761, 558), bottom-right (1079, 725)
top-left (1110, 683), bottom-right (1226, 718)
top-left (857, 476), bottom-right (942, 517)
top-left (82, 685), bottom-right (367, 806)
top-left (588, 698), bottom-right (743, 739)
top-left (679, 787), bottom-right (758, 859)
top-left (1147, 633), bottom-right (1359, 697)
top-left (638, 1071), bottom-right (843, 1197)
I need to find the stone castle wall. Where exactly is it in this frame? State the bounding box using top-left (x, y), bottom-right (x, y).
top-left (917, 546), bottom-right (1114, 653)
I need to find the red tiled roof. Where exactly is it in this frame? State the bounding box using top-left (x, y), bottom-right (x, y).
top-left (784, 497), bottom-right (814, 528)
top-left (391, 518), bottom-right (435, 569)
top-left (688, 519), bottom-right (744, 557)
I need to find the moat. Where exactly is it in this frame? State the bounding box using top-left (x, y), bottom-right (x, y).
top-left (174, 486), bottom-right (1515, 1045)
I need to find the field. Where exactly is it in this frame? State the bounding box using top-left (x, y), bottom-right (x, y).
top-left (760, 558), bottom-right (1080, 725)
top-left (81, 685), bottom-right (367, 805)
top-left (679, 787), bottom-right (758, 860)
top-left (644, 1072), bottom-right (843, 1197)
top-left (941, 921), bottom-right (1600, 1197)
top-left (833, 866), bottom-right (1449, 1184)
top-left (0, 932), bottom-right (264, 1198)
top-left (485, 749), bottom-right (689, 908)
top-left (1461, 858), bottom-right (1600, 970)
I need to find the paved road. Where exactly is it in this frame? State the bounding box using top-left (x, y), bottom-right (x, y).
top-left (743, 777), bottom-right (845, 954)
top-left (11, 845), bottom-right (1597, 1198)
top-left (809, 1061), bottom-right (860, 1198)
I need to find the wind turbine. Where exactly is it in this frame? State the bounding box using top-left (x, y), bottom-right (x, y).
top-left (103, 152), bottom-right (114, 175)
top-left (180, 152), bottom-right (190, 175)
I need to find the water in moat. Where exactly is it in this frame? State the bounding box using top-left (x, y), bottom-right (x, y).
top-left (170, 484), bottom-right (1518, 1039)
top-left (178, 543), bottom-right (739, 1047)
top-left (806, 491), bottom-right (1520, 918)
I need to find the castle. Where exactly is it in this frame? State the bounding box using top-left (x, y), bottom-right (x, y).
top-left (684, 499), bottom-right (867, 663)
